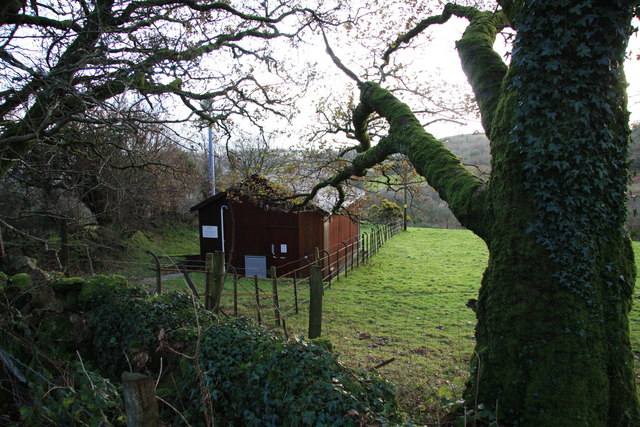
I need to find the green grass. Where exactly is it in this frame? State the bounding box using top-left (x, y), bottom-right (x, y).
top-left (280, 228), bottom-right (640, 424)
top-left (147, 270), bottom-right (311, 325)
top-left (98, 225), bottom-right (201, 279)
top-left (125, 225), bottom-right (640, 424)
top-left (283, 228), bottom-right (487, 423)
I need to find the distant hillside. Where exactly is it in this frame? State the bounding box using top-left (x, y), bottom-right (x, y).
top-left (373, 128), bottom-right (640, 231)
top-left (443, 124), bottom-right (640, 170)
top-left (441, 133), bottom-right (490, 167)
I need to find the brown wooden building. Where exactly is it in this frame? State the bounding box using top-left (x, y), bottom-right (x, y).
top-left (189, 177), bottom-right (359, 277)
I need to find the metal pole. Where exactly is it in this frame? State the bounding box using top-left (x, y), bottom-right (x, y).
top-left (403, 185), bottom-right (408, 231)
top-left (208, 126), bottom-right (215, 196)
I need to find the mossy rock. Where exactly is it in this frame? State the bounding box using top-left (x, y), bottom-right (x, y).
top-left (78, 275), bottom-right (128, 304)
top-left (10, 273), bottom-right (31, 290)
top-left (52, 277), bottom-right (86, 293)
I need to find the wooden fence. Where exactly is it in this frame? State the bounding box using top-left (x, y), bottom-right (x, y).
top-left (147, 220), bottom-right (403, 338)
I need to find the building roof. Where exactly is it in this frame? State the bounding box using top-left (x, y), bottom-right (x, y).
top-left (189, 175), bottom-right (330, 214)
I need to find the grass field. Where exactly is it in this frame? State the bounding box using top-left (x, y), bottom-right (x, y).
top-left (127, 226), bottom-right (640, 424)
top-left (90, 225), bottom-right (202, 280)
top-left (285, 228), bottom-right (488, 424)
top-left (285, 228), bottom-right (640, 423)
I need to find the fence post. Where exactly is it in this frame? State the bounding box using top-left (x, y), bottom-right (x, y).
top-left (372, 228), bottom-right (377, 254)
top-left (233, 272), bottom-right (238, 316)
top-left (122, 372), bottom-right (159, 427)
top-left (254, 275), bottom-right (262, 324)
top-left (271, 266), bottom-right (280, 327)
top-left (320, 249), bottom-right (330, 284)
top-left (146, 250), bottom-right (162, 295)
top-left (341, 241), bottom-right (349, 278)
top-left (335, 246), bottom-right (340, 282)
top-left (212, 252), bottom-right (225, 313)
top-left (205, 253), bottom-right (213, 310)
top-left (293, 271), bottom-right (299, 314)
top-left (372, 229), bottom-right (376, 256)
top-left (362, 232), bottom-right (368, 264)
top-left (179, 263), bottom-right (199, 297)
top-left (308, 247), bottom-right (323, 339)
top-left (351, 237), bottom-right (356, 272)
top-left (351, 236), bottom-right (360, 267)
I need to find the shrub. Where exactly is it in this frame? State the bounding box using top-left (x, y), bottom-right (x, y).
top-left (89, 288), bottom-right (207, 377)
top-left (177, 318), bottom-right (400, 426)
top-left (7, 282), bottom-right (400, 425)
top-left (16, 359), bottom-right (125, 426)
top-left (78, 274), bottom-right (128, 304)
top-left (368, 199), bottom-right (407, 223)
top-left (0, 279), bottom-right (125, 426)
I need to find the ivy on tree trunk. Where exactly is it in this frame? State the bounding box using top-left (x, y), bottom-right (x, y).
top-left (307, 1), bottom-right (639, 424)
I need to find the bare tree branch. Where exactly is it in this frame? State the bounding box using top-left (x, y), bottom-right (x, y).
top-left (0, 0), bottom-right (338, 177)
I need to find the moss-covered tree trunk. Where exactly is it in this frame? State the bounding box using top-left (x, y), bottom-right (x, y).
top-left (465, 2), bottom-right (639, 424)
top-left (311, 1), bottom-right (639, 424)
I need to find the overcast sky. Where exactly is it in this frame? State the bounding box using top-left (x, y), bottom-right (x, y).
top-left (285, 16), bottom-right (640, 145)
top-left (207, 12), bottom-right (640, 151)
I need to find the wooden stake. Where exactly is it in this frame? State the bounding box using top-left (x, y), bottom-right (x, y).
top-left (308, 247), bottom-right (323, 339)
top-left (122, 372), bottom-right (159, 427)
top-left (271, 266), bottom-right (280, 327)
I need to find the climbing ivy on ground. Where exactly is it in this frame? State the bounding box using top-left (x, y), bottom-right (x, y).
top-left (16, 360), bottom-right (125, 426)
top-left (3, 273), bottom-right (401, 425)
top-left (0, 276), bottom-right (126, 425)
top-left (177, 318), bottom-right (399, 426)
top-left (89, 288), bottom-right (207, 377)
top-left (89, 288), bottom-right (400, 425)
top-left (510, 1), bottom-right (633, 294)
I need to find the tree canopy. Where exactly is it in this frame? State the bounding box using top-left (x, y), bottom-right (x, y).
top-left (0, 0), bottom-right (339, 177)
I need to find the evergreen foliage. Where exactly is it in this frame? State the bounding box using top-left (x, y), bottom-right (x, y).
top-left (511, 1), bottom-right (632, 291)
top-left (177, 318), bottom-right (399, 426)
top-left (1, 270), bottom-right (401, 425)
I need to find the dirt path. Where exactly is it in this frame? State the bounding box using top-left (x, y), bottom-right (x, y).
top-left (139, 272), bottom-right (183, 284)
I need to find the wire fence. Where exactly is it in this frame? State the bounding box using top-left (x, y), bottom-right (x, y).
top-left (64, 224), bottom-right (640, 422)
top-left (113, 220), bottom-right (405, 329)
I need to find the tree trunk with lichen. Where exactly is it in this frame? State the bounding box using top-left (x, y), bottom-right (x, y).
top-left (468, 80), bottom-right (638, 425)
top-left (311, 1), bottom-right (639, 424)
top-left (464, 3), bottom-right (639, 424)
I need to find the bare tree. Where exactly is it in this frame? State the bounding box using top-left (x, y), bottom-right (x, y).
top-left (0, 0), bottom-right (339, 177)
top-left (224, 133), bottom-right (290, 183)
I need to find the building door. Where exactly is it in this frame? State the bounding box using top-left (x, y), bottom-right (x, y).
top-left (267, 226), bottom-right (298, 273)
